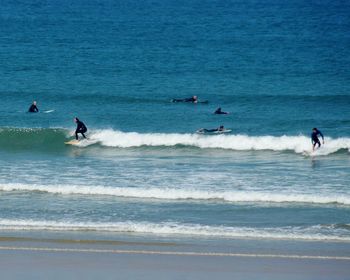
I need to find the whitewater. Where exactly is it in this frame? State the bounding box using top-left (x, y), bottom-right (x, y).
top-left (1, 126), bottom-right (350, 243)
top-left (0, 219), bottom-right (349, 242)
top-left (2, 127), bottom-right (350, 155)
top-left (85, 130), bottom-right (350, 155)
top-left (1, 183), bottom-right (350, 205)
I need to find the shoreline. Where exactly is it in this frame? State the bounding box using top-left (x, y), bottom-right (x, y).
top-left (1, 245), bottom-right (350, 261)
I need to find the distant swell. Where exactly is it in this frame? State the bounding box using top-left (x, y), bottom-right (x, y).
top-left (1, 127), bottom-right (350, 155)
top-left (1, 184), bottom-right (349, 205)
top-left (0, 219), bottom-right (348, 242)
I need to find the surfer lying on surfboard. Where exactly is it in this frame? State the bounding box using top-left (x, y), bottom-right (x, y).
top-left (74, 117), bottom-right (87, 140)
top-left (311, 127), bottom-right (324, 151)
top-left (197, 125), bottom-right (226, 133)
top-left (172, 96), bottom-right (198, 103)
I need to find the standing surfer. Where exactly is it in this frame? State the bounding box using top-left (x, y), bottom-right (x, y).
top-left (311, 128), bottom-right (324, 151)
top-left (74, 117), bottom-right (87, 140)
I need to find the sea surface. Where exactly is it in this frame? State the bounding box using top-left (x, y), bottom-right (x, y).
top-left (0, 0), bottom-right (350, 243)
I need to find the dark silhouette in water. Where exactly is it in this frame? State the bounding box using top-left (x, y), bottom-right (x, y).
top-left (311, 128), bottom-right (324, 151)
top-left (74, 117), bottom-right (87, 140)
top-left (214, 107), bottom-right (228, 114)
top-left (28, 101), bottom-right (39, 113)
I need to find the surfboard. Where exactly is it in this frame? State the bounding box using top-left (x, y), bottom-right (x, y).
top-left (213, 129), bottom-right (232, 134)
top-left (196, 129), bottom-right (232, 135)
top-left (43, 109), bottom-right (55, 113)
top-left (64, 139), bottom-right (79, 146)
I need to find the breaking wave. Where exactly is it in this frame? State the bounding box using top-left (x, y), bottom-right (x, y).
top-left (1, 127), bottom-right (350, 155)
top-left (68, 129), bottom-right (350, 155)
top-left (1, 183), bottom-right (349, 205)
top-left (0, 219), bottom-right (348, 242)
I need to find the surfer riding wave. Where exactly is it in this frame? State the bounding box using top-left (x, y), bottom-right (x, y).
top-left (311, 128), bottom-right (324, 151)
top-left (74, 117), bottom-right (87, 140)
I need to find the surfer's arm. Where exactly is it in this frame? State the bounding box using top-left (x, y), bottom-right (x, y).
top-left (318, 131), bottom-right (324, 142)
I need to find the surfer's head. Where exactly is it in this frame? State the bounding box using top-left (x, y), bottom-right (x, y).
top-left (312, 128), bottom-right (317, 132)
top-left (219, 125), bottom-right (224, 130)
top-left (74, 117), bottom-right (79, 123)
top-left (33, 101), bottom-right (37, 105)
top-left (193, 96), bottom-right (197, 100)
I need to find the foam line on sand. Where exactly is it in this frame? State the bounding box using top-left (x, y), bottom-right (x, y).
top-left (0, 246), bottom-right (349, 260)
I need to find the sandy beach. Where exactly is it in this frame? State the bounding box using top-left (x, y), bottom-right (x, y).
top-left (0, 235), bottom-right (349, 280)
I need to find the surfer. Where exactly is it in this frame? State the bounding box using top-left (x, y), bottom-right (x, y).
top-left (28, 101), bottom-right (39, 113)
top-left (198, 125), bottom-right (225, 133)
top-left (74, 117), bottom-right (87, 140)
top-left (172, 96), bottom-right (198, 103)
top-left (311, 128), bottom-right (324, 151)
top-left (214, 107), bottom-right (228, 114)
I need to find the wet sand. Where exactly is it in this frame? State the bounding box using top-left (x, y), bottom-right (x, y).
top-left (0, 236), bottom-right (349, 280)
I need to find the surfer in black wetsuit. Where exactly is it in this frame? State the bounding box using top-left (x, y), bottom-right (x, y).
top-left (311, 128), bottom-right (324, 151)
top-left (214, 107), bottom-right (228, 114)
top-left (28, 101), bottom-right (39, 113)
top-left (74, 117), bottom-right (87, 140)
top-left (198, 125), bottom-right (225, 133)
top-left (172, 96), bottom-right (198, 103)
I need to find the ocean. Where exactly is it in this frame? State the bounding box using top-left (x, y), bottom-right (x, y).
top-left (0, 0), bottom-right (349, 244)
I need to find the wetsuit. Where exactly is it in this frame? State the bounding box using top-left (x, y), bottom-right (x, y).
top-left (311, 129), bottom-right (324, 149)
top-left (184, 97), bottom-right (196, 102)
top-left (28, 104), bottom-right (39, 113)
top-left (172, 97), bottom-right (197, 103)
top-left (214, 108), bottom-right (228, 115)
top-left (199, 127), bottom-right (224, 133)
top-left (75, 120), bottom-right (87, 140)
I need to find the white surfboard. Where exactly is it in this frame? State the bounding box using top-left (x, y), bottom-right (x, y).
top-left (65, 138), bottom-right (93, 146)
top-left (43, 109), bottom-right (55, 113)
top-left (213, 129), bottom-right (232, 134)
top-left (64, 139), bottom-right (80, 146)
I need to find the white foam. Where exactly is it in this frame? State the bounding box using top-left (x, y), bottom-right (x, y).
top-left (1, 183), bottom-right (349, 205)
top-left (81, 130), bottom-right (350, 155)
top-left (0, 219), bottom-right (348, 242)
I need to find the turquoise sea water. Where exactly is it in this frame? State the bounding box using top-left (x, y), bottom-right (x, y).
top-left (0, 0), bottom-right (350, 242)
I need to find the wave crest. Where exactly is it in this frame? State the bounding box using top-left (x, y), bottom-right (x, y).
top-left (0, 219), bottom-right (348, 241)
top-left (1, 127), bottom-right (349, 155)
top-left (86, 130), bottom-right (350, 155)
top-left (1, 184), bottom-right (349, 205)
